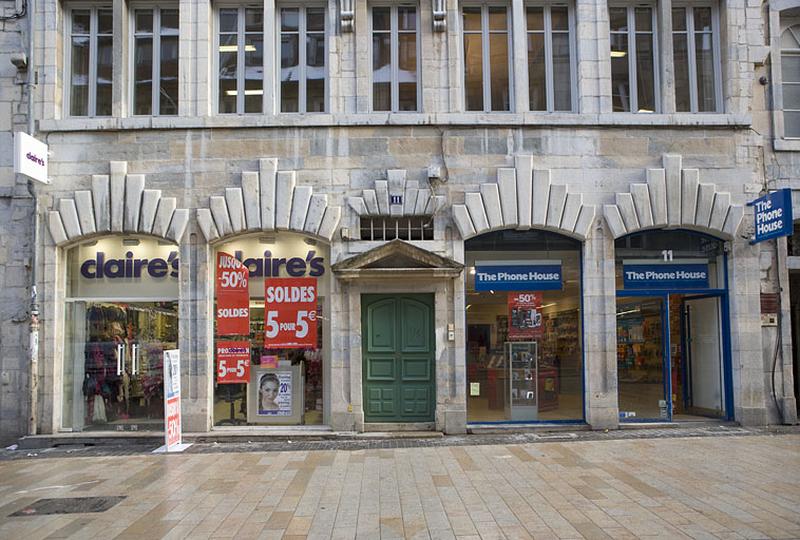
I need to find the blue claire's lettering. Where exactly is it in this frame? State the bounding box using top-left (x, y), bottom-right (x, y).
top-left (623, 263), bottom-right (709, 290)
top-left (749, 189), bottom-right (793, 243)
top-left (80, 251), bottom-right (179, 279)
top-left (475, 263), bottom-right (562, 291)
top-left (234, 250), bottom-right (325, 278)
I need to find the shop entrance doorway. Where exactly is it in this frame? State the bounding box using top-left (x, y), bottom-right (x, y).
top-left (616, 293), bottom-right (727, 421)
top-left (362, 294), bottom-right (435, 423)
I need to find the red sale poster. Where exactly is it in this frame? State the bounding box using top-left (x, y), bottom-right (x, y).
top-left (508, 292), bottom-right (543, 339)
top-left (264, 277), bottom-right (317, 348)
top-left (216, 252), bottom-right (250, 336)
top-left (216, 341), bottom-right (251, 384)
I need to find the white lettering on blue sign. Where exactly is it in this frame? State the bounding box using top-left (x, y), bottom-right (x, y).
top-left (750, 188), bottom-right (793, 243)
top-left (474, 261), bottom-right (563, 291)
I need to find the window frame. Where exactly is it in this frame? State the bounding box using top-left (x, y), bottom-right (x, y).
top-left (214, 4), bottom-right (265, 115)
top-left (608, 2), bottom-right (660, 113)
top-left (524, 2), bottom-right (577, 112)
top-left (64, 5), bottom-right (114, 118)
top-left (128, 5), bottom-right (180, 117)
top-left (368, 3), bottom-right (421, 113)
top-left (671, 2), bottom-right (723, 113)
top-left (461, 3), bottom-right (514, 112)
top-left (276, 4), bottom-right (329, 113)
top-left (781, 22), bottom-right (800, 138)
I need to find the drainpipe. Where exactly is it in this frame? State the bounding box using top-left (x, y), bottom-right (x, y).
top-left (27, 0), bottom-right (39, 436)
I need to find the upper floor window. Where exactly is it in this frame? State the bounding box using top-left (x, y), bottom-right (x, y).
top-left (782, 24), bottom-right (800, 137)
top-left (67, 7), bottom-right (113, 117)
top-left (672, 5), bottom-right (721, 113)
top-left (218, 7), bottom-right (264, 114)
top-left (132, 8), bottom-right (179, 116)
top-left (609, 5), bottom-right (658, 113)
top-left (527, 4), bottom-right (574, 112)
top-left (280, 6), bottom-right (327, 113)
top-left (463, 5), bottom-right (511, 112)
top-left (372, 5), bottom-right (419, 112)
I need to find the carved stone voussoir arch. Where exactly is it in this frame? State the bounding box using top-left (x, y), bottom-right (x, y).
top-left (603, 154), bottom-right (744, 241)
top-left (452, 156), bottom-right (596, 241)
top-left (347, 168), bottom-right (446, 218)
top-left (46, 161), bottom-right (190, 246)
top-left (196, 158), bottom-right (342, 243)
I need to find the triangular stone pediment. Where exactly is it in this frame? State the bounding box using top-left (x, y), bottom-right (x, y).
top-left (333, 239), bottom-right (463, 280)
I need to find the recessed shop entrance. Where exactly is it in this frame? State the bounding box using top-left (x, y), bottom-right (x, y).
top-left (361, 294), bottom-right (435, 423)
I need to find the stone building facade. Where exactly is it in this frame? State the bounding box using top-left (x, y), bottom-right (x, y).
top-left (0, 0), bottom-right (798, 440)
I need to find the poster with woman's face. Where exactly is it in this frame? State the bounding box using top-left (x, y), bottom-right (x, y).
top-left (257, 370), bottom-right (292, 416)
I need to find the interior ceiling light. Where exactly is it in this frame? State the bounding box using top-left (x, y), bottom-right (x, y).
top-left (225, 89), bottom-right (264, 96)
top-left (219, 45), bottom-right (257, 52)
top-left (610, 50), bottom-right (627, 58)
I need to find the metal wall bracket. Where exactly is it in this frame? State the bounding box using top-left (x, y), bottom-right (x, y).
top-left (433, 0), bottom-right (447, 32)
top-left (340, 0), bottom-right (354, 32)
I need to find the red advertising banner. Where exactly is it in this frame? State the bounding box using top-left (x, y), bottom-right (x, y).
top-left (216, 340), bottom-right (251, 384)
top-left (508, 292), bottom-right (543, 339)
top-left (216, 252), bottom-right (250, 336)
top-left (264, 278), bottom-right (317, 349)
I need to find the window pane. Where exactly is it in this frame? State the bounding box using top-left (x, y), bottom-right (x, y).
top-left (398, 32), bottom-right (417, 111)
top-left (220, 9), bottom-right (237, 33)
top-left (72, 10), bottom-right (90, 34)
top-left (135, 9), bottom-right (153, 33)
top-left (98, 9), bottom-right (113, 34)
top-left (463, 7), bottom-right (481, 32)
top-left (281, 8), bottom-right (298, 31)
top-left (464, 33), bottom-right (483, 111)
top-left (694, 7), bottom-right (712, 33)
top-left (488, 7), bottom-right (507, 31)
top-left (218, 34), bottom-right (237, 113)
top-left (609, 7), bottom-right (627, 32)
top-left (551, 6), bottom-right (569, 32)
top-left (244, 34), bottom-right (263, 113)
top-left (70, 36), bottom-right (89, 116)
top-left (526, 7), bottom-right (543, 32)
top-left (96, 35), bottom-right (113, 115)
top-left (372, 33), bottom-right (390, 111)
top-left (399, 7), bottom-right (416, 31)
top-left (673, 33), bottom-right (691, 112)
top-left (307, 8), bottom-right (325, 32)
top-left (245, 8), bottom-right (262, 32)
top-left (783, 84), bottom-right (800, 109)
top-left (161, 9), bottom-right (179, 34)
top-left (785, 111), bottom-right (800, 137)
top-left (783, 55), bottom-right (800, 83)
top-left (281, 32), bottom-right (299, 112)
top-left (635, 8), bottom-right (651, 32)
top-left (695, 32), bottom-right (716, 112)
top-left (160, 35), bottom-right (179, 115)
top-left (672, 8), bottom-right (686, 31)
top-left (552, 32), bottom-right (571, 111)
top-left (489, 33), bottom-right (509, 111)
top-left (528, 33), bottom-right (546, 111)
top-left (635, 34), bottom-right (655, 112)
top-left (373, 7), bottom-right (389, 31)
top-left (610, 33), bottom-right (629, 111)
top-left (134, 36), bottom-right (153, 115)
top-left (307, 32), bottom-right (325, 112)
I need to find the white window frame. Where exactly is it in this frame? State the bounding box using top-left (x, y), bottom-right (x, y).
top-left (64, 5), bottom-right (113, 117)
top-left (781, 22), bottom-right (800, 138)
top-left (671, 3), bottom-right (722, 113)
top-left (524, 2), bottom-right (577, 112)
top-left (276, 4), bottom-right (329, 114)
top-left (214, 4), bottom-right (265, 115)
top-left (128, 5), bottom-right (180, 116)
top-left (368, 3), bottom-right (421, 113)
top-left (609, 3), bottom-right (660, 113)
top-left (461, 3), bottom-right (514, 112)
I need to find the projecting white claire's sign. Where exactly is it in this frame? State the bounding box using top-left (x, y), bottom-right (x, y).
top-left (13, 132), bottom-right (49, 184)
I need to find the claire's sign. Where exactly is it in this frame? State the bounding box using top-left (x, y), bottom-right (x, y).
top-left (264, 277), bottom-right (318, 349)
top-left (749, 189), bottom-right (794, 244)
top-left (623, 261), bottom-right (710, 290)
top-left (14, 132), bottom-right (49, 184)
top-left (475, 261), bottom-right (562, 291)
top-left (216, 252), bottom-right (250, 336)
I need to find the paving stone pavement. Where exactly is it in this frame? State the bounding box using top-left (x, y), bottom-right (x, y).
top-left (0, 433), bottom-right (798, 539)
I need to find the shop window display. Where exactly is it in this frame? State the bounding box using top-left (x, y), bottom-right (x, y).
top-left (213, 233), bottom-right (330, 426)
top-left (465, 230), bottom-right (584, 422)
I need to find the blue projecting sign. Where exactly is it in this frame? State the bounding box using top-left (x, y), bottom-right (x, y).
top-left (623, 262), bottom-right (710, 290)
top-left (475, 261), bottom-right (562, 291)
top-left (749, 188), bottom-right (793, 244)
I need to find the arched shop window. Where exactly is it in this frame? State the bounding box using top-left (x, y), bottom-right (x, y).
top-left (62, 236), bottom-right (179, 432)
top-left (614, 229), bottom-right (731, 422)
top-left (213, 232), bottom-right (330, 426)
top-left (465, 229), bottom-right (584, 423)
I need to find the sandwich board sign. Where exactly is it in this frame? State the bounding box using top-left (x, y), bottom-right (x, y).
top-left (153, 349), bottom-right (192, 453)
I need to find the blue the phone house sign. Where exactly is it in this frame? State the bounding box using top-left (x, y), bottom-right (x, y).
top-left (474, 260), bottom-right (562, 291)
top-left (749, 188), bottom-right (793, 244)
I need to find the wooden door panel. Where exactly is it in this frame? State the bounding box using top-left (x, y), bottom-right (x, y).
top-left (366, 356), bottom-right (395, 381)
top-left (367, 386), bottom-right (396, 416)
top-left (400, 299), bottom-right (430, 352)
top-left (367, 299), bottom-right (396, 352)
top-left (401, 357), bottom-right (431, 381)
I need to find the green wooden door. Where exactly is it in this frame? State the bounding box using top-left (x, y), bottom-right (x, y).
top-left (362, 294), bottom-right (435, 422)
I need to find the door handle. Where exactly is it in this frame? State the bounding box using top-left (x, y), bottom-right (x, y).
top-left (116, 344), bottom-right (124, 375)
top-left (132, 344), bottom-right (139, 375)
